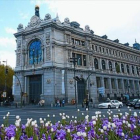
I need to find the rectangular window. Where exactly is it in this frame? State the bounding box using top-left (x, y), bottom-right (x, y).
top-left (72, 38), bottom-right (74, 44)
top-left (111, 79), bottom-right (115, 89)
top-left (104, 78), bottom-right (109, 89)
top-left (103, 48), bottom-right (104, 53)
top-left (75, 39), bottom-right (80, 45)
top-left (81, 41), bottom-right (85, 46)
top-left (83, 55), bottom-right (86, 66)
top-left (95, 45), bottom-right (97, 51)
top-left (106, 49), bottom-right (108, 54)
top-left (118, 79), bottom-right (122, 89)
top-left (77, 54), bottom-right (82, 65)
top-left (96, 77), bottom-right (101, 88)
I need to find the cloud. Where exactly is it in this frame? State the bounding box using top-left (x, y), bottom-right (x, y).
top-left (0, 50), bottom-right (16, 69)
top-left (45, 0), bottom-right (140, 46)
top-left (0, 37), bottom-right (16, 48)
top-left (0, 37), bottom-right (16, 68)
top-left (19, 12), bottom-right (29, 19)
top-left (5, 27), bottom-right (16, 34)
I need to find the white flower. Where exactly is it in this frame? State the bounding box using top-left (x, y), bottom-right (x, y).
top-left (82, 132), bottom-right (87, 137)
top-left (74, 120), bottom-right (77, 123)
top-left (72, 116), bottom-right (74, 118)
top-left (123, 120), bottom-right (126, 124)
top-left (134, 125), bottom-right (136, 129)
top-left (112, 123), bottom-right (116, 128)
top-left (45, 123), bottom-right (49, 127)
top-left (40, 118), bottom-right (42, 121)
top-left (121, 132), bottom-right (124, 137)
top-left (47, 115), bottom-right (50, 117)
top-left (85, 115), bottom-right (89, 120)
top-left (85, 127), bottom-right (87, 130)
top-left (134, 112), bottom-right (137, 117)
top-left (92, 116), bottom-right (96, 120)
top-left (53, 115), bottom-right (55, 117)
top-left (86, 108), bottom-right (88, 111)
top-left (100, 129), bottom-right (104, 133)
top-left (59, 113), bottom-right (62, 116)
top-left (67, 129), bottom-right (70, 133)
top-left (103, 115), bottom-right (105, 117)
top-left (16, 116), bottom-right (20, 120)
top-left (82, 113), bottom-right (84, 115)
top-left (75, 116), bottom-right (77, 119)
top-left (1, 124), bottom-right (4, 127)
top-left (77, 109), bottom-right (80, 112)
top-left (129, 109), bottom-right (131, 112)
top-left (40, 120), bottom-right (44, 124)
top-left (108, 125), bottom-right (111, 128)
top-left (62, 116), bottom-right (66, 120)
top-left (15, 122), bottom-right (20, 127)
top-left (77, 132), bottom-right (81, 136)
top-left (103, 126), bottom-right (107, 130)
top-left (127, 106), bottom-right (130, 109)
top-left (93, 121), bottom-right (96, 125)
top-left (51, 128), bottom-right (54, 132)
top-left (128, 124), bottom-right (131, 128)
top-left (118, 109), bottom-right (120, 112)
top-left (109, 117), bottom-right (111, 119)
top-left (3, 116), bottom-right (5, 119)
top-left (35, 124), bottom-right (38, 127)
top-left (99, 115), bottom-right (101, 117)
top-left (120, 113), bottom-right (122, 116)
top-left (31, 121), bottom-right (35, 126)
top-left (63, 113), bottom-right (65, 115)
top-left (25, 123), bottom-right (29, 127)
top-left (116, 106), bottom-right (118, 109)
top-left (11, 137), bottom-right (15, 140)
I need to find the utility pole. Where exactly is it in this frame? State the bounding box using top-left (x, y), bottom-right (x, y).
top-left (70, 56), bottom-right (78, 108)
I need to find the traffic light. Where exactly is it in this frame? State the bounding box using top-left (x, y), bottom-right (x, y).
top-left (5, 68), bottom-right (8, 74)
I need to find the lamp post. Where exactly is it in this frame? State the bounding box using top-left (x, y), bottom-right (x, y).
top-left (14, 73), bottom-right (23, 108)
top-left (3, 60), bottom-right (7, 101)
top-left (70, 54), bottom-right (78, 109)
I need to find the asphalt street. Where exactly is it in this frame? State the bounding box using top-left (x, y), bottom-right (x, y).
top-left (0, 105), bottom-right (140, 125)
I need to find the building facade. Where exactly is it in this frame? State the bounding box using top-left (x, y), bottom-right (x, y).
top-left (13, 6), bottom-right (140, 105)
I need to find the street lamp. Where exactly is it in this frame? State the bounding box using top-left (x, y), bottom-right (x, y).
top-left (70, 50), bottom-right (78, 108)
top-left (3, 60), bottom-right (7, 100)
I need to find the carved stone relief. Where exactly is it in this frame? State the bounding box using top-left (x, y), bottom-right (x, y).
top-left (46, 46), bottom-right (51, 61)
top-left (46, 32), bottom-right (50, 45)
top-left (17, 54), bottom-right (21, 66)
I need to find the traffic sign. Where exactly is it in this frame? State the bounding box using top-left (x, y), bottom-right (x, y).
top-left (3, 92), bottom-right (6, 97)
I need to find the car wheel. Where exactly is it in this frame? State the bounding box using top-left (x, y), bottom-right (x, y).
top-left (119, 105), bottom-right (122, 108)
top-left (134, 106), bottom-right (137, 109)
top-left (108, 105), bottom-right (111, 109)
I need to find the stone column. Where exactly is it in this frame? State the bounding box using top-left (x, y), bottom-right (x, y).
top-left (129, 65), bottom-right (132, 75)
top-left (112, 61), bottom-right (116, 73)
top-left (119, 63), bottom-right (122, 73)
top-left (108, 78), bottom-right (112, 94)
top-left (101, 77), bottom-right (104, 87)
top-left (106, 60), bottom-right (109, 71)
top-left (115, 78), bottom-right (119, 93)
top-left (121, 79), bottom-right (125, 93)
top-left (99, 58), bottom-right (102, 70)
top-left (132, 80), bottom-right (136, 94)
top-left (124, 64), bottom-right (127, 74)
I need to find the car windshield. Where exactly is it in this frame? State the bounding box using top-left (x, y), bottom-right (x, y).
top-left (104, 101), bottom-right (110, 103)
top-left (133, 99), bottom-right (138, 102)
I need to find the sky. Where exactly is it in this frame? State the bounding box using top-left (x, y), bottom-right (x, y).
top-left (0, 0), bottom-right (140, 68)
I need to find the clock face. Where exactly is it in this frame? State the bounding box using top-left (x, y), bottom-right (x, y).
top-left (30, 16), bottom-right (39, 24)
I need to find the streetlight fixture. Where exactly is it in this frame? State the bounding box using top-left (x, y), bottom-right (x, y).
top-left (70, 48), bottom-right (78, 109)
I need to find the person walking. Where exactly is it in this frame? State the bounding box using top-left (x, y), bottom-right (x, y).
top-left (86, 99), bottom-right (89, 110)
top-left (62, 99), bottom-right (65, 107)
top-left (60, 99), bottom-right (62, 107)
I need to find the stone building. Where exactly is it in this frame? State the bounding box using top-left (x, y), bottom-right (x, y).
top-left (13, 6), bottom-right (140, 105)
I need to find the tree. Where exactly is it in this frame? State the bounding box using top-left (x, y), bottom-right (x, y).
top-left (0, 64), bottom-right (14, 101)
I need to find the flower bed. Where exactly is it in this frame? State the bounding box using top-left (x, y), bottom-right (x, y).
top-left (0, 109), bottom-right (140, 140)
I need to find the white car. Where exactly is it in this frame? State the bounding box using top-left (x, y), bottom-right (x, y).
top-left (98, 100), bottom-right (123, 109)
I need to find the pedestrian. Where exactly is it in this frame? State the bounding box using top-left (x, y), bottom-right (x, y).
top-left (86, 99), bottom-right (89, 110)
top-left (57, 99), bottom-right (60, 107)
top-left (60, 99), bottom-right (62, 107)
top-left (22, 100), bottom-right (25, 107)
top-left (62, 98), bottom-right (65, 107)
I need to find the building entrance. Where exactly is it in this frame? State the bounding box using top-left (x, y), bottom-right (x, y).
top-left (29, 75), bottom-right (42, 104)
top-left (77, 79), bottom-right (86, 104)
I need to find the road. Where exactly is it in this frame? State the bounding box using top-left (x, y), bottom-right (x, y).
top-left (0, 105), bottom-right (139, 125)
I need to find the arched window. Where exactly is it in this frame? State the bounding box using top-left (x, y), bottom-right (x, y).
top-left (115, 62), bottom-right (120, 73)
top-left (132, 66), bottom-right (135, 74)
top-left (102, 60), bottom-right (106, 70)
top-left (127, 64), bottom-right (129, 74)
top-left (136, 67), bottom-right (139, 75)
top-left (109, 61), bottom-right (112, 71)
top-left (94, 58), bottom-right (98, 69)
top-left (121, 64), bottom-right (124, 73)
top-left (29, 40), bottom-right (42, 64)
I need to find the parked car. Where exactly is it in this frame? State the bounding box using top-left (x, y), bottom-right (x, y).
top-left (133, 99), bottom-right (140, 109)
top-left (3, 100), bottom-right (11, 106)
top-left (98, 100), bottom-right (123, 109)
top-left (126, 99), bottom-right (139, 107)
